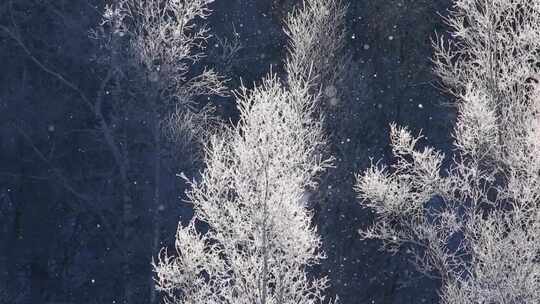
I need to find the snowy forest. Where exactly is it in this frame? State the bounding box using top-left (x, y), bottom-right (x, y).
top-left (1, 0), bottom-right (540, 303)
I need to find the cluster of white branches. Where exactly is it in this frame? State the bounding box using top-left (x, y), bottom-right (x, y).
top-left (285, 0), bottom-right (347, 99)
top-left (161, 104), bottom-right (220, 159)
top-left (356, 1), bottom-right (540, 303)
top-left (92, 0), bottom-right (227, 152)
top-left (154, 0), bottom-right (346, 303)
top-left (96, 0), bottom-right (225, 96)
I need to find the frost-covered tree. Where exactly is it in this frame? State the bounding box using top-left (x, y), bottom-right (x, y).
top-left (153, 0), bottom-right (347, 303)
top-left (154, 74), bottom-right (331, 303)
top-left (355, 1), bottom-right (540, 303)
top-left (96, 0), bottom-right (229, 301)
top-left (92, 0), bottom-right (227, 176)
top-left (91, 1), bottom-right (228, 302)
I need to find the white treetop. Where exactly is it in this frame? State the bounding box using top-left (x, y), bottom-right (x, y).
top-left (356, 1), bottom-right (540, 303)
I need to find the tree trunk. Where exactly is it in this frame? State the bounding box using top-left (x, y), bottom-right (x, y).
top-left (149, 96), bottom-right (162, 304)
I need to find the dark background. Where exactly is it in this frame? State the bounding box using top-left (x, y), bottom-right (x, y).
top-left (0, 0), bottom-right (455, 303)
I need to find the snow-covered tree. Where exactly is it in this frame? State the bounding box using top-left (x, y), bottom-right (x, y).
top-left (153, 0), bottom-right (348, 303)
top-left (93, 0), bottom-right (227, 151)
top-left (355, 1), bottom-right (540, 303)
top-left (154, 74), bottom-right (331, 303)
top-left (91, 1), bottom-right (227, 302)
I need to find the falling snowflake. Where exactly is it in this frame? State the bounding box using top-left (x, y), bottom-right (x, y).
top-left (325, 85), bottom-right (337, 98)
top-left (328, 97), bottom-right (339, 107)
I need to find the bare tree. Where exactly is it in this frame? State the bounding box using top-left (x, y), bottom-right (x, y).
top-left (355, 1), bottom-right (540, 303)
